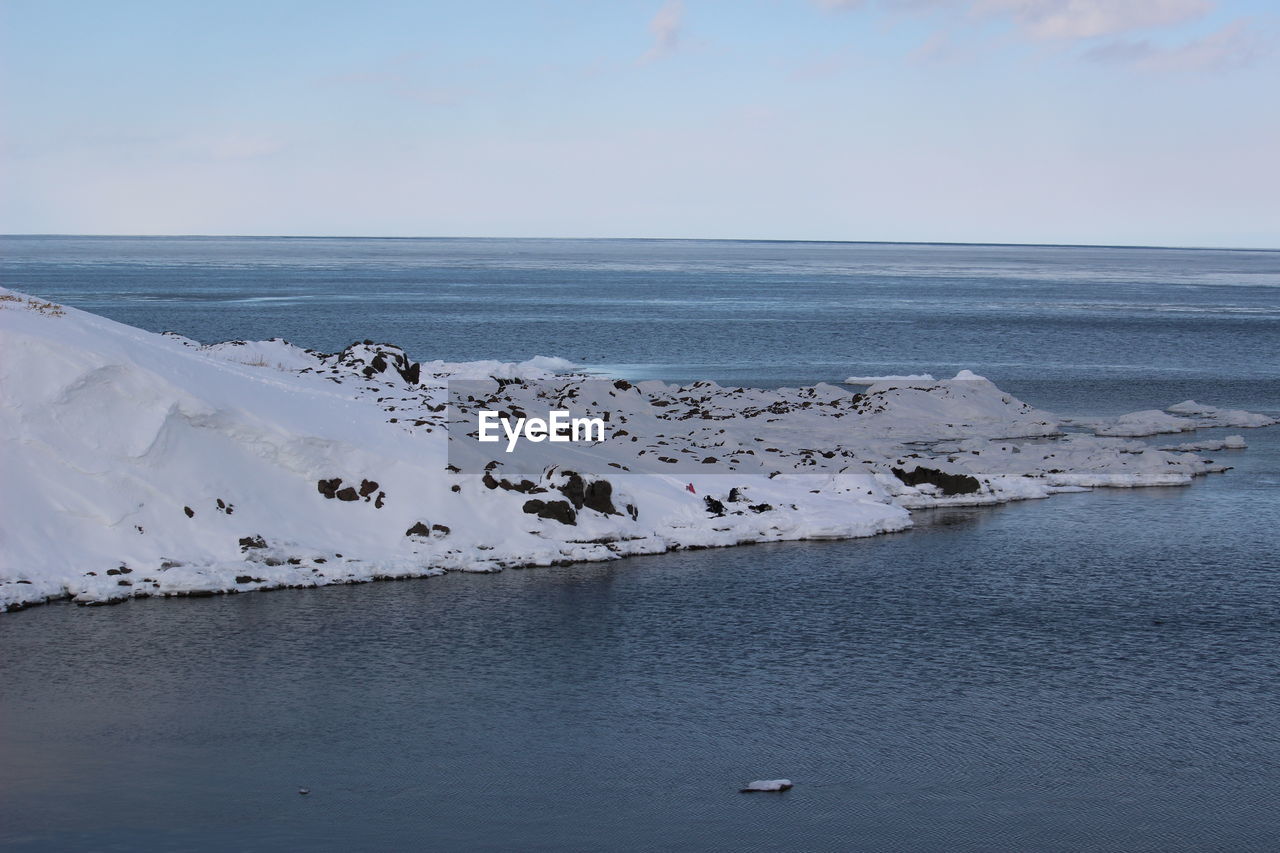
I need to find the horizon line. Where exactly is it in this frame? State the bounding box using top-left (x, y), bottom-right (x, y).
top-left (2, 233), bottom-right (1277, 253)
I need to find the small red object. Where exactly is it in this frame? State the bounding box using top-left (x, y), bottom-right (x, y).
top-left (686, 483), bottom-right (696, 494)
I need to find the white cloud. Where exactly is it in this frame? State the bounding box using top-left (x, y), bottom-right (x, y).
top-left (1085, 18), bottom-right (1270, 71)
top-left (818, 0), bottom-right (1216, 40)
top-left (642, 0), bottom-right (684, 63)
top-left (975, 0), bottom-right (1213, 40)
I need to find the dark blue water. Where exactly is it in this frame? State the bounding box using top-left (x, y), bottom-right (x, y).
top-left (2, 237), bottom-right (1279, 851)
top-left (3, 236), bottom-right (1278, 398)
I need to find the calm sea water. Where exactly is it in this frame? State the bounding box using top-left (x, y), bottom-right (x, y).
top-left (1, 237), bottom-right (1279, 851)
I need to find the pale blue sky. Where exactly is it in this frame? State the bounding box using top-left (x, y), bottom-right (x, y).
top-left (2, 0), bottom-right (1277, 246)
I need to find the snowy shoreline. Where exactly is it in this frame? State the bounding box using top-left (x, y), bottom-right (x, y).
top-left (2, 287), bottom-right (1276, 613)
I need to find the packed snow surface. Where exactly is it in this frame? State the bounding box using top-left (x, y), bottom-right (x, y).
top-left (1, 288), bottom-right (1275, 611)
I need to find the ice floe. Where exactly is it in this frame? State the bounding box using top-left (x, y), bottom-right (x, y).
top-left (1157, 436), bottom-right (1247, 452)
top-left (845, 374), bottom-right (935, 384)
top-left (1064, 403), bottom-right (1276, 437)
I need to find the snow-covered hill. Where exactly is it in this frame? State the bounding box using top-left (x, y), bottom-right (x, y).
top-left (1, 288), bottom-right (1274, 611)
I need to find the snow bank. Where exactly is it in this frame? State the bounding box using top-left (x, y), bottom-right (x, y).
top-left (1, 288), bottom-right (1274, 612)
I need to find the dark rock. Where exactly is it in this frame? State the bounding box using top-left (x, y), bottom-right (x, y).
top-left (890, 466), bottom-right (981, 495)
top-left (486, 472), bottom-right (541, 493)
top-left (183, 506), bottom-right (195, 518)
top-left (583, 480), bottom-right (617, 515)
top-left (406, 522), bottom-right (432, 537)
top-left (374, 491), bottom-right (386, 509)
top-left (317, 478), bottom-right (342, 499)
top-left (558, 472), bottom-right (586, 509)
top-left (704, 496), bottom-right (726, 516)
top-left (522, 499), bottom-right (546, 514)
top-left (239, 535), bottom-right (268, 551)
top-left (359, 479), bottom-right (379, 497)
top-left (235, 575), bottom-right (262, 584)
top-left (748, 503), bottom-right (773, 513)
top-left (431, 524), bottom-right (451, 536)
top-left (537, 500), bottom-right (577, 525)
top-left (728, 487), bottom-right (742, 502)
top-left (335, 487), bottom-right (360, 501)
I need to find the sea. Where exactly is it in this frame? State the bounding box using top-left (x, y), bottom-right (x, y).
top-left (1, 236), bottom-right (1278, 851)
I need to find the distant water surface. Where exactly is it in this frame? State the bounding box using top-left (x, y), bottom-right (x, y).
top-left (1, 237), bottom-right (1278, 851)
top-left (2, 236), bottom-right (1278, 412)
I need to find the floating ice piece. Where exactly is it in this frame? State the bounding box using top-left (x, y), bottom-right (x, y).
top-left (740, 779), bottom-right (793, 793)
top-left (1062, 410), bottom-right (1198, 437)
top-left (845, 374), bottom-right (934, 384)
top-left (1157, 436), bottom-right (1247, 452)
top-left (1073, 404), bottom-right (1276, 437)
top-left (518, 355), bottom-right (577, 372)
top-left (1167, 400), bottom-right (1217, 415)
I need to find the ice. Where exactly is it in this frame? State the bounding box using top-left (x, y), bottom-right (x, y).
top-left (740, 779), bottom-right (793, 792)
top-left (1067, 405), bottom-right (1276, 437)
top-left (845, 374), bottom-right (935, 384)
top-left (1157, 436), bottom-right (1247, 452)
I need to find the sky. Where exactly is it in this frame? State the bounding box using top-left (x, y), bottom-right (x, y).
top-left (1, 0), bottom-right (1277, 247)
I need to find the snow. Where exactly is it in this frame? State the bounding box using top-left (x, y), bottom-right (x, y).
top-left (1157, 436), bottom-right (1247, 452)
top-left (845, 374), bottom-right (935, 384)
top-left (1065, 405), bottom-right (1276, 437)
top-left (1, 287), bottom-right (1275, 612)
top-left (518, 355), bottom-right (578, 372)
